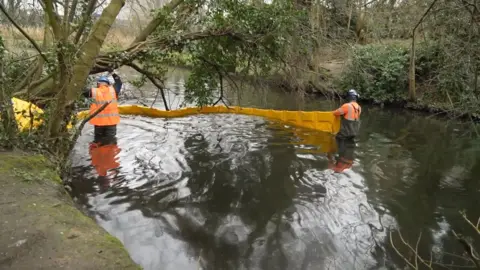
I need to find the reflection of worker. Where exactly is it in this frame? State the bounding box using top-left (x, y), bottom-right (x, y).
top-left (328, 137), bottom-right (356, 173)
top-left (333, 89), bottom-right (361, 139)
top-left (83, 71), bottom-right (123, 143)
top-left (89, 136), bottom-right (121, 189)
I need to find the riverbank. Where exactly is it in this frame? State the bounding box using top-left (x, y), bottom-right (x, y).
top-left (0, 151), bottom-right (140, 269)
top-left (167, 52), bottom-right (480, 123)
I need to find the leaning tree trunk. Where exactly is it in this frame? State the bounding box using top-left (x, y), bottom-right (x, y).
top-left (47, 0), bottom-right (126, 138)
top-left (408, 0), bottom-right (438, 101)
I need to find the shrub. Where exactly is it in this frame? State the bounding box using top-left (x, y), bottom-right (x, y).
top-left (339, 41), bottom-right (480, 115)
top-left (338, 43), bottom-right (410, 103)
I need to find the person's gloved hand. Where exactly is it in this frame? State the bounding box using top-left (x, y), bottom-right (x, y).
top-left (107, 68), bottom-right (117, 75)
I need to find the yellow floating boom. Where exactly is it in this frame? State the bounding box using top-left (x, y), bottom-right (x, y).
top-left (8, 98), bottom-right (339, 153)
top-left (77, 105), bottom-right (339, 153)
top-left (76, 105), bottom-right (340, 134)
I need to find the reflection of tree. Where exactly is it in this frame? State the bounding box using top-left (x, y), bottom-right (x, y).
top-left (72, 123), bottom-right (340, 269)
top-left (358, 107), bottom-right (480, 268)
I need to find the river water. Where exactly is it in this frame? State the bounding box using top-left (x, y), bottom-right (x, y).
top-left (69, 67), bottom-right (480, 270)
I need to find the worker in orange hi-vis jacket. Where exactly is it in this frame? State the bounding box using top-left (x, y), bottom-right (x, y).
top-left (83, 71), bottom-right (122, 143)
top-left (332, 89), bottom-right (361, 140)
top-left (328, 89), bottom-right (361, 172)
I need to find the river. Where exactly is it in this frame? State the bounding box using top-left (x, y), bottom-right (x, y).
top-left (69, 67), bottom-right (480, 270)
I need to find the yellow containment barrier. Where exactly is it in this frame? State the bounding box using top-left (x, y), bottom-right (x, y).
top-left (76, 105), bottom-right (341, 134)
top-left (9, 98), bottom-right (339, 153)
top-left (77, 105), bottom-right (339, 153)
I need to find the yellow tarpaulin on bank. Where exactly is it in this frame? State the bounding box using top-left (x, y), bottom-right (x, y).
top-left (10, 97), bottom-right (45, 131)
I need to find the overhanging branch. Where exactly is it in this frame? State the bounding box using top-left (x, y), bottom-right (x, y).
top-left (131, 0), bottom-right (185, 45)
top-left (127, 62), bottom-right (169, 111)
top-left (90, 28), bottom-right (238, 74)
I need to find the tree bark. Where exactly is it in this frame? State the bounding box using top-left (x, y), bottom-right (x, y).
top-left (408, 0), bottom-right (438, 101)
top-left (66, 0), bottom-right (126, 102)
top-left (0, 58), bottom-right (18, 145)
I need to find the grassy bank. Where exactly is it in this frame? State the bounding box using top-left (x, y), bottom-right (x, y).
top-left (0, 151), bottom-right (140, 269)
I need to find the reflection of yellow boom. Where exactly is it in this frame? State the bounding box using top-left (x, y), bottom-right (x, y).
top-left (292, 128), bottom-right (336, 153)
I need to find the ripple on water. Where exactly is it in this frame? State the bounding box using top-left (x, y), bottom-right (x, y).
top-left (71, 114), bottom-right (397, 270)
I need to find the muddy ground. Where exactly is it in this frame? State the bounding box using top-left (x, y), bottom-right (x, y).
top-left (0, 151), bottom-right (140, 270)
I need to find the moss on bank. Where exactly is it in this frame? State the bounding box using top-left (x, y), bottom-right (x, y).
top-left (0, 151), bottom-right (140, 270)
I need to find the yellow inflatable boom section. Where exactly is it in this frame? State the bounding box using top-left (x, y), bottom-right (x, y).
top-left (76, 105), bottom-right (340, 134)
top-left (5, 98), bottom-right (45, 132)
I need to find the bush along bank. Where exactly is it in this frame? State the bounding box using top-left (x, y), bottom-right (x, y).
top-left (336, 42), bottom-right (480, 121)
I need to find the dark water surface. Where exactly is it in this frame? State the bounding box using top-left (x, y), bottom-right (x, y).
top-left (70, 68), bottom-right (480, 270)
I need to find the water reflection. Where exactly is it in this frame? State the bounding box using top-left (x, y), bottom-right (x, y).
top-left (70, 114), bottom-right (396, 270)
top-left (89, 135), bottom-right (121, 190)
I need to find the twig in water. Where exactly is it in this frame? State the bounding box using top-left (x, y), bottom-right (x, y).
top-left (452, 230), bottom-right (480, 269)
top-left (390, 229), bottom-right (433, 269)
top-left (461, 212), bottom-right (480, 235)
top-left (390, 230), bottom-right (417, 269)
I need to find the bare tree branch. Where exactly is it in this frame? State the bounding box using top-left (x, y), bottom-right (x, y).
top-left (452, 230), bottom-right (480, 269)
top-left (131, 0), bottom-right (184, 45)
top-left (62, 101), bottom-right (110, 168)
top-left (73, 0), bottom-right (97, 44)
top-left (408, 0), bottom-right (439, 100)
top-left (0, 3), bottom-right (49, 63)
top-left (127, 62), bottom-right (169, 111)
top-left (43, 0), bottom-right (62, 39)
top-left (68, 0), bottom-right (79, 23)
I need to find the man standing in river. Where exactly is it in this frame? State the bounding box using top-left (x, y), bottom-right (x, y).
top-left (83, 70), bottom-right (123, 143)
top-left (333, 89), bottom-right (361, 140)
top-left (328, 89), bottom-right (361, 172)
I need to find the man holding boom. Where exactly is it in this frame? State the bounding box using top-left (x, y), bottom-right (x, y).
top-left (82, 70), bottom-right (123, 144)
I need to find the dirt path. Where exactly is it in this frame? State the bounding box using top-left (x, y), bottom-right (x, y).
top-left (0, 151), bottom-right (140, 270)
top-left (320, 59), bottom-right (346, 79)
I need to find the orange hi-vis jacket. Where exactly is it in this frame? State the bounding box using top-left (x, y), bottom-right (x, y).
top-left (333, 101), bottom-right (361, 120)
top-left (89, 85), bottom-right (120, 126)
top-left (333, 101), bottom-right (361, 138)
top-left (89, 143), bottom-right (120, 177)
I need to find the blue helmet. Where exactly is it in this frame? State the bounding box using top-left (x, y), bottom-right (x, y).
top-left (347, 89), bottom-right (359, 98)
top-left (97, 76), bottom-right (110, 84)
